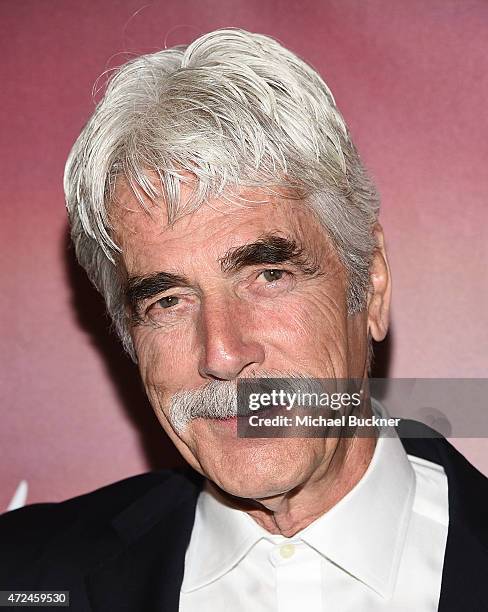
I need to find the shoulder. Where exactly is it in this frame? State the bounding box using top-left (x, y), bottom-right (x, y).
top-left (1, 470), bottom-right (173, 530)
top-left (398, 419), bottom-right (488, 489)
top-left (0, 469), bottom-right (200, 580)
top-left (398, 419), bottom-right (488, 542)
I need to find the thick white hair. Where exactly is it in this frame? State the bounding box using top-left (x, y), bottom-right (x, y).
top-left (64, 28), bottom-right (380, 361)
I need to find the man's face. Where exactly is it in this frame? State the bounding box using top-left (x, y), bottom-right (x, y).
top-left (111, 183), bottom-right (377, 500)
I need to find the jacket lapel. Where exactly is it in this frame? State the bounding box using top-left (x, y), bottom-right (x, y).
top-left (84, 471), bottom-right (201, 612)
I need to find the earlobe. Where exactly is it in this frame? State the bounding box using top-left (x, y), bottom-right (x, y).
top-left (367, 224), bottom-right (392, 342)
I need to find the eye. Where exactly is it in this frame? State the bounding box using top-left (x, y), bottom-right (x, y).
top-left (155, 295), bottom-right (179, 309)
top-left (249, 268), bottom-right (295, 297)
top-left (260, 269), bottom-right (285, 282)
top-left (142, 292), bottom-right (196, 327)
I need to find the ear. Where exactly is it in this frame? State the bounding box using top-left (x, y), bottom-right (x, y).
top-left (367, 223), bottom-right (392, 341)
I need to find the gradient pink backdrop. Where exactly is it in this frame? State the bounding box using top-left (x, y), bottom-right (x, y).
top-left (1, 0), bottom-right (487, 509)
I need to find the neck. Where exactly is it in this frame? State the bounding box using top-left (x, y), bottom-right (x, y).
top-left (245, 432), bottom-right (376, 536)
top-left (205, 432), bottom-right (377, 537)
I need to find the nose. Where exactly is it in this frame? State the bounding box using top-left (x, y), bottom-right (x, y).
top-left (197, 294), bottom-right (265, 380)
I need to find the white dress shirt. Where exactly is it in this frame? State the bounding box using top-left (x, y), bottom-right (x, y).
top-left (180, 406), bottom-right (449, 611)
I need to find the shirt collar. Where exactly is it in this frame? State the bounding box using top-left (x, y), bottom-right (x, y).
top-left (181, 479), bottom-right (267, 592)
top-left (300, 418), bottom-right (415, 598)
top-left (182, 400), bottom-right (415, 598)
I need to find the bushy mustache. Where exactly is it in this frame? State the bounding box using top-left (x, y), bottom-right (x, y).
top-left (169, 380), bottom-right (238, 433)
top-left (168, 370), bottom-right (317, 433)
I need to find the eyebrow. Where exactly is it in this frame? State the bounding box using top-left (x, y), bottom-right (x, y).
top-left (126, 233), bottom-right (320, 314)
top-left (219, 233), bottom-right (320, 275)
top-left (126, 271), bottom-right (191, 314)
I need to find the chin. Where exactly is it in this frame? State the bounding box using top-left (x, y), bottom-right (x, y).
top-left (197, 436), bottom-right (316, 501)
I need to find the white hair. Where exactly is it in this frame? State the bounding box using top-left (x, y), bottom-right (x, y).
top-left (64, 28), bottom-right (380, 361)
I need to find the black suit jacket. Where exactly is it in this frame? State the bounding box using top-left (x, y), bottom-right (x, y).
top-left (1, 422), bottom-right (487, 611)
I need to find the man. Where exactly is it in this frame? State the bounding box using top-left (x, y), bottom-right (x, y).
top-left (1, 28), bottom-right (486, 611)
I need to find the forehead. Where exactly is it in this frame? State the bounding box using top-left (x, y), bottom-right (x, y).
top-left (109, 180), bottom-right (332, 275)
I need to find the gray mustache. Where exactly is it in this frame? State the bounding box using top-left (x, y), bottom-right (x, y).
top-left (169, 380), bottom-right (238, 433)
top-left (168, 371), bottom-right (321, 433)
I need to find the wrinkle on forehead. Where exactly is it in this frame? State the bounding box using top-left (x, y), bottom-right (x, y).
top-left (108, 176), bottom-right (342, 282)
top-left (109, 174), bottom-right (306, 237)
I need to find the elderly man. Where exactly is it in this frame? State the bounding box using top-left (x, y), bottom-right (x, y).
top-left (1, 28), bottom-right (486, 612)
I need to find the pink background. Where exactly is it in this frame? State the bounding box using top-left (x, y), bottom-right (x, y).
top-left (1, 0), bottom-right (487, 509)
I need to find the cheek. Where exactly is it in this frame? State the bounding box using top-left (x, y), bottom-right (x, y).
top-left (132, 331), bottom-right (199, 455)
top-left (132, 325), bottom-right (196, 393)
top-left (251, 286), bottom-right (349, 372)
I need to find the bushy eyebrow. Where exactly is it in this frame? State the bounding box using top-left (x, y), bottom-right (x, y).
top-left (219, 233), bottom-right (320, 275)
top-left (126, 271), bottom-right (191, 314)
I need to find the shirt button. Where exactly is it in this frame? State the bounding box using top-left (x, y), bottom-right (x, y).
top-left (279, 543), bottom-right (295, 559)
